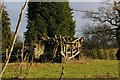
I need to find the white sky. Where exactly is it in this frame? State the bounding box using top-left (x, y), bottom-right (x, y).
top-left (4, 2), bottom-right (102, 40)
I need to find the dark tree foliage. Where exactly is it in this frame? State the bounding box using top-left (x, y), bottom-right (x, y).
top-left (25, 2), bottom-right (75, 44)
top-left (2, 8), bottom-right (12, 52)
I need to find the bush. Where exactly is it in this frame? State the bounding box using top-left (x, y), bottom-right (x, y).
top-left (82, 48), bottom-right (117, 60)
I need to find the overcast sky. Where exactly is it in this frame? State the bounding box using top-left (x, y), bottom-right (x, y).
top-left (4, 2), bottom-right (101, 40)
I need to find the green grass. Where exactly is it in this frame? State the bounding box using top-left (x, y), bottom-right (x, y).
top-left (2, 59), bottom-right (119, 79)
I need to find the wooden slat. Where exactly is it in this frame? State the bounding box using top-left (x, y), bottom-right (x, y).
top-left (67, 51), bottom-right (81, 60)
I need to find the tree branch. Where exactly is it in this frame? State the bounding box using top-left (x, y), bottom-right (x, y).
top-left (59, 66), bottom-right (65, 80)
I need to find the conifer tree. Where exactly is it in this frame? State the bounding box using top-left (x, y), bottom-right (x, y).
top-left (25, 2), bottom-right (75, 43)
top-left (2, 8), bottom-right (12, 52)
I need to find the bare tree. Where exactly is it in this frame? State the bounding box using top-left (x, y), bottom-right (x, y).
top-left (74, 1), bottom-right (120, 60)
top-left (83, 1), bottom-right (120, 48)
top-left (82, 23), bottom-right (116, 59)
top-left (0, 0), bottom-right (29, 78)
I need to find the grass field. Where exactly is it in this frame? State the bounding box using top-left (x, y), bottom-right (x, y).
top-left (2, 59), bottom-right (119, 79)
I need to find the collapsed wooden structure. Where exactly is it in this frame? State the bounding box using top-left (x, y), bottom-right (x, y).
top-left (4, 35), bottom-right (84, 63)
top-left (41, 35), bottom-right (84, 61)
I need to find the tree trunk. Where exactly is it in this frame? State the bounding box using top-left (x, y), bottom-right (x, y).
top-left (116, 27), bottom-right (120, 60)
top-left (116, 27), bottom-right (120, 48)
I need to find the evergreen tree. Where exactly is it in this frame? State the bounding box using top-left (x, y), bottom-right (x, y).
top-left (25, 2), bottom-right (75, 43)
top-left (2, 8), bottom-right (12, 52)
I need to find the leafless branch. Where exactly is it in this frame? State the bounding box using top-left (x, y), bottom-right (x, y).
top-left (25, 53), bottom-right (34, 78)
top-left (59, 66), bottom-right (65, 80)
top-left (72, 1), bottom-right (120, 27)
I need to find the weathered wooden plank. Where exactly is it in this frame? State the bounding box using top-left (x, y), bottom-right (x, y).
top-left (67, 51), bottom-right (81, 60)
